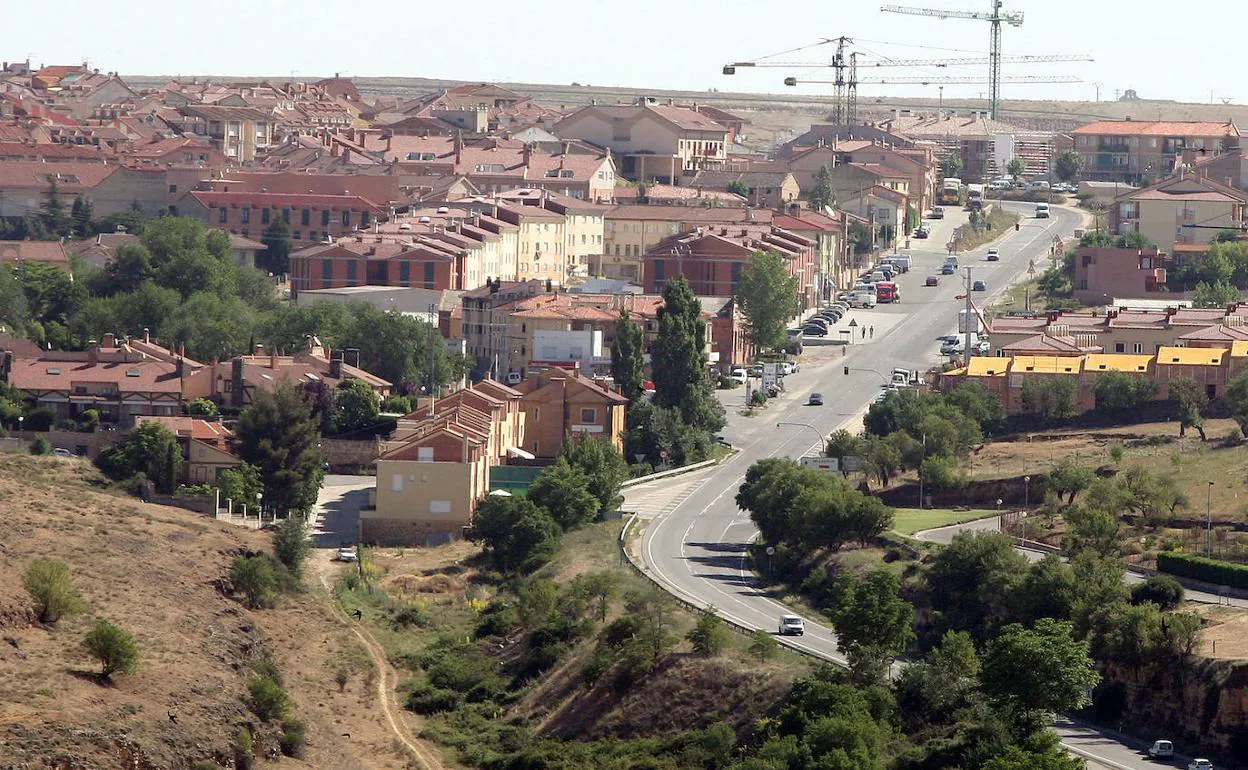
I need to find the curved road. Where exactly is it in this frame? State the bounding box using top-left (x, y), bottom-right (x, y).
top-left (625, 202), bottom-right (1199, 769)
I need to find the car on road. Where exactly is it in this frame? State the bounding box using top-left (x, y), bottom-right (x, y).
top-left (938, 334), bottom-right (959, 344)
top-left (52, 448), bottom-right (75, 458)
top-left (941, 263), bottom-right (956, 275)
top-left (336, 546), bottom-right (359, 563)
top-left (972, 280), bottom-right (986, 291)
top-left (1035, 202), bottom-right (1050, 218)
top-left (1147, 740), bottom-right (1174, 759)
top-left (929, 206), bottom-right (945, 219)
top-left (913, 226), bottom-right (930, 239)
top-left (986, 248), bottom-right (1000, 261)
top-left (925, 275), bottom-right (940, 287)
top-left (778, 614), bottom-right (805, 636)
top-left (803, 325), bottom-right (828, 337)
top-left (808, 393), bottom-right (823, 406)
top-left (1188, 760), bottom-right (1213, 770)
top-left (728, 368), bottom-right (748, 385)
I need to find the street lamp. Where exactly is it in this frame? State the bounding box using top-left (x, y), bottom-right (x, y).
top-left (1023, 475), bottom-right (1031, 509)
top-left (256, 492), bottom-right (263, 521)
top-left (775, 422), bottom-right (826, 453)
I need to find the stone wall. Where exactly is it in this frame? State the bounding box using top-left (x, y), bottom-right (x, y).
top-left (359, 515), bottom-right (467, 547)
top-left (321, 437), bottom-right (392, 469)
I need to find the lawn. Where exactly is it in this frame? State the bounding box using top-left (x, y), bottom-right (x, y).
top-left (892, 508), bottom-right (999, 535)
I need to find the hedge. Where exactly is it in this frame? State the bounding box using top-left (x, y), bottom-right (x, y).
top-left (1156, 552), bottom-right (1248, 590)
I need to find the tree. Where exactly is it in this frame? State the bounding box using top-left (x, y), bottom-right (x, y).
top-left (22, 559), bottom-right (87, 624)
top-left (687, 609), bottom-right (731, 657)
top-left (748, 628), bottom-right (779, 662)
top-left (1053, 150), bottom-right (1083, 184)
top-left (248, 676), bottom-right (291, 721)
top-left (96, 421), bottom-right (184, 494)
top-left (980, 618), bottom-right (1099, 733)
top-left (1191, 280), bottom-right (1239, 308)
top-left (338, 303), bottom-right (465, 390)
top-left (70, 195), bottom-right (94, 238)
top-left (1046, 457), bottom-right (1095, 504)
top-left (927, 531), bottom-right (1030, 642)
top-left (82, 619), bottom-right (139, 679)
top-left (610, 309), bottom-right (646, 404)
top-left (469, 495), bottom-right (562, 573)
top-left (235, 386), bottom-right (325, 514)
top-left (164, 292), bottom-right (254, 361)
top-left (40, 179), bottom-right (70, 237)
top-left (824, 429), bottom-right (862, 477)
top-left (941, 155), bottom-right (964, 179)
top-left (725, 179), bottom-right (750, 198)
top-left (737, 250), bottom-right (800, 352)
top-left (1019, 376), bottom-right (1078, 421)
top-left (1063, 504), bottom-right (1123, 556)
top-left (651, 276), bottom-right (724, 433)
top-left (983, 743), bottom-right (1086, 770)
top-left (1093, 371), bottom-right (1156, 411)
top-left (217, 462), bottom-right (263, 508)
top-left (1227, 370), bottom-right (1248, 436)
top-left (230, 555), bottom-right (278, 609)
top-left (573, 570), bottom-right (621, 623)
top-left (1167, 376), bottom-right (1208, 440)
top-left (827, 569), bottom-right (914, 682)
top-left (332, 378), bottom-right (379, 435)
top-left (273, 516), bottom-right (309, 579)
top-left (1130, 574), bottom-right (1184, 610)
top-left (561, 434), bottom-right (629, 513)
top-left (809, 164), bottom-right (835, 211)
top-left (260, 217), bottom-right (293, 275)
top-left (186, 398), bottom-right (218, 418)
top-left (1006, 158), bottom-right (1027, 181)
top-left (527, 458), bottom-right (600, 530)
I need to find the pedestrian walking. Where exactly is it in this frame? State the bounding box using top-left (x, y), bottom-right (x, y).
top-left (862, 327), bottom-right (867, 339)
top-left (870, 325), bottom-right (875, 339)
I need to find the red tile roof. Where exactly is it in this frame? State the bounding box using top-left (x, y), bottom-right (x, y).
top-left (0, 161), bottom-right (117, 190)
top-left (8, 357), bottom-right (182, 393)
top-left (188, 190), bottom-right (384, 211)
top-left (0, 240), bottom-right (69, 267)
top-left (1072, 120), bottom-right (1239, 137)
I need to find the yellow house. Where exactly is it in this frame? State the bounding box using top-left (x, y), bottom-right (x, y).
top-left (1113, 172), bottom-right (1247, 253)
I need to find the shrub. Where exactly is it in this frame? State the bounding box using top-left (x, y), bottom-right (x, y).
top-left (235, 728), bottom-right (255, 770)
top-left (749, 389), bottom-right (767, 406)
top-left (22, 558), bottom-right (87, 624)
top-left (272, 515), bottom-right (309, 579)
top-left (748, 629), bottom-right (779, 662)
top-left (23, 408), bottom-right (55, 431)
top-left (334, 667), bottom-right (350, 692)
top-left (247, 658), bottom-right (284, 687)
top-left (230, 555), bottom-right (278, 609)
top-left (405, 683), bottom-right (464, 714)
top-left (389, 603), bottom-right (430, 629)
top-left (1131, 574), bottom-right (1185, 609)
top-left (82, 619), bottom-right (139, 679)
top-left (1157, 552), bottom-right (1248, 590)
top-left (29, 436), bottom-right (50, 455)
top-left (687, 610), bottom-right (731, 657)
top-left (278, 717), bottom-right (307, 758)
top-left (248, 676), bottom-right (291, 721)
top-left (186, 398), bottom-right (219, 417)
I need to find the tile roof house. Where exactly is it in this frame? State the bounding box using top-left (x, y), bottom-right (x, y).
top-left (134, 415), bottom-right (241, 486)
top-left (0, 240), bottom-right (70, 269)
top-left (554, 102), bottom-right (730, 183)
top-left (688, 169), bottom-right (800, 208)
top-left (510, 368), bottom-right (628, 460)
top-left (1112, 170), bottom-right (1247, 253)
top-left (1072, 119), bottom-right (1240, 183)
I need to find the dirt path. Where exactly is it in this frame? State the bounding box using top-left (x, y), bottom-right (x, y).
top-left (313, 555), bottom-right (448, 770)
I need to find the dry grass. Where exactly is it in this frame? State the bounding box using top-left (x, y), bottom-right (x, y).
top-left (1192, 604), bottom-right (1248, 660)
top-left (0, 454), bottom-right (412, 769)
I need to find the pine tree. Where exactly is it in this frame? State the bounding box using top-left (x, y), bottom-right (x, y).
top-left (260, 218), bottom-right (293, 275)
top-left (651, 276), bottom-right (724, 433)
top-left (70, 195), bottom-right (94, 238)
top-left (39, 180), bottom-right (69, 237)
top-left (809, 165), bottom-right (835, 211)
top-left (610, 309), bottom-right (646, 403)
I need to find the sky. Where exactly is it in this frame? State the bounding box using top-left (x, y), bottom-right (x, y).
top-left (6, 0), bottom-right (1241, 107)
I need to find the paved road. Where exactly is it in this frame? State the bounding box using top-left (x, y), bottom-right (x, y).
top-left (625, 203), bottom-right (1194, 770)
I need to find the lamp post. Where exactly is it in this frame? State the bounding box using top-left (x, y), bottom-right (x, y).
top-left (1206, 481), bottom-right (1215, 556)
top-left (917, 432), bottom-right (927, 510)
top-left (256, 492), bottom-right (263, 522)
top-left (1024, 475), bottom-right (1031, 509)
top-left (775, 422), bottom-right (826, 454)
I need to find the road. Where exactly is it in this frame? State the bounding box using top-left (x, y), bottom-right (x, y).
top-left (625, 202), bottom-right (1198, 770)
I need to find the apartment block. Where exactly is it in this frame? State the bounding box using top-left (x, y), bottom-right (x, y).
top-left (1073, 120), bottom-right (1240, 183)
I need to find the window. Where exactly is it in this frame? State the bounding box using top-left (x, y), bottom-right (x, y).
top-left (241, 207), bottom-right (250, 224)
top-left (347, 261), bottom-right (357, 282)
top-left (399, 261), bottom-right (410, 284)
top-left (342, 210), bottom-right (351, 226)
top-left (391, 474), bottom-right (403, 492)
top-left (293, 230), bottom-right (301, 240)
top-left (417, 447), bottom-right (434, 462)
top-left (654, 260), bottom-right (665, 280)
top-left (217, 207), bottom-right (227, 223)
top-left (1114, 342), bottom-right (1126, 353)
top-left (168, 184), bottom-right (177, 194)
top-left (362, 210), bottom-right (371, 226)
top-left (1133, 342), bottom-right (1144, 354)
top-left (301, 208), bottom-right (310, 226)
top-left (424, 262), bottom-right (435, 286)
top-left (261, 207), bottom-right (271, 224)
top-left (322, 259), bottom-right (333, 281)
top-left (321, 209), bottom-right (330, 225)
top-left (429, 500), bottom-right (451, 515)
top-left (579, 408), bottom-right (596, 423)
top-left (281, 208), bottom-right (291, 224)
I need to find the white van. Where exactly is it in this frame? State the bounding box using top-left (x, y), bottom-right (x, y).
top-left (851, 292), bottom-right (878, 309)
top-left (1035, 202), bottom-right (1050, 219)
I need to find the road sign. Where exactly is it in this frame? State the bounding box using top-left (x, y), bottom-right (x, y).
top-left (841, 455), bottom-right (862, 472)
top-left (800, 456), bottom-right (839, 473)
top-left (763, 362), bottom-right (779, 391)
top-left (848, 319), bottom-right (859, 327)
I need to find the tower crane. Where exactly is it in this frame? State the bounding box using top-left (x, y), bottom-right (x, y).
top-left (881, 1), bottom-right (1025, 120)
top-left (723, 36), bottom-right (855, 124)
top-left (785, 75), bottom-right (1080, 86)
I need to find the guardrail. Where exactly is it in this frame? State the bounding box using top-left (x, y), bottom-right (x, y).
top-left (620, 458), bottom-right (719, 489)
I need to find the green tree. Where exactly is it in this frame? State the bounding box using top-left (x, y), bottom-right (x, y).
top-left (217, 462), bottom-right (263, 507)
top-left (95, 421), bottom-right (184, 493)
top-left (1167, 376), bottom-right (1208, 439)
top-left (1130, 574), bottom-right (1184, 610)
top-left (1006, 158), bottom-right (1027, 180)
top-left (260, 217), bottom-right (293, 275)
top-left (1020, 376), bottom-right (1079, 421)
top-left (186, 398), bottom-right (218, 418)
top-left (332, 378), bottom-right (379, 435)
top-left (748, 628), bottom-right (779, 662)
top-left (726, 179), bottom-right (750, 198)
top-left (1053, 150), bottom-right (1083, 184)
top-left (980, 618), bottom-right (1100, 732)
top-left (651, 275), bottom-right (724, 433)
top-left (82, 619), bottom-right (139, 679)
top-left (1191, 280), bottom-right (1239, 308)
top-left (70, 195), bottom-right (94, 238)
top-left (230, 555), bottom-right (278, 609)
top-left (339, 303), bottom-right (465, 390)
top-left (248, 676), bottom-right (291, 721)
top-left (164, 291), bottom-right (254, 361)
top-left (40, 179), bottom-right (70, 237)
top-left (737, 250), bottom-right (800, 352)
top-left (824, 429), bottom-right (862, 477)
top-left (1093, 371), bottom-right (1156, 411)
top-left (927, 531), bottom-right (1030, 642)
top-left (1063, 504), bottom-right (1123, 556)
top-left (1226, 369), bottom-right (1248, 436)
top-left (687, 609), bottom-right (731, 657)
top-left (235, 386), bottom-right (325, 514)
top-left (469, 495), bottom-right (562, 573)
top-left (1047, 456), bottom-right (1095, 504)
top-left (22, 559), bottom-right (87, 624)
top-left (527, 458), bottom-right (600, 530)
top-left (983, 742), bottom-right (1086, 770)
top-left (809, 164), bottom-right (835, 211)
top-left (941, 155), bottom-right (963, 179)
top-left (561, 434), bottom-right (629, 512)
top-left (573, 570), bottom-right (621, 623)
top-left (827, 569), bottom-right (915, 682)
top-left (273, 516), bottom-right (309, 579)
top-left (609, 309), bottom-right (646, 404)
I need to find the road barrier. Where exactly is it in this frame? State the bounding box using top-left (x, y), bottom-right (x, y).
top-left (620, 458), bottom-right (719, 489)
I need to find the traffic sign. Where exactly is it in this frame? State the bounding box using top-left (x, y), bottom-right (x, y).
top-left (848, 319), bottom-right (859, 327)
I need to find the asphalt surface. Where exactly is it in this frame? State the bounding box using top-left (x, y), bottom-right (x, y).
top-left (626, 203), bottom-right (1216, 770)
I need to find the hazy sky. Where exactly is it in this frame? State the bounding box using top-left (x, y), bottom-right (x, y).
top-left (7, 0), bottom-right (1239, 107)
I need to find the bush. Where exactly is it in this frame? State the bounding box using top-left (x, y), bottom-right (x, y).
top-left (389, 603), bottom-right (431, 629)
top-left (186, 398), bottom-right (218, 418)
top-left (23, 408), bottom-right (55, 431)
top-left (405, 683), bottom-right (464, 714)
top-left (235, 729), bottom-right (255, 770)
top-left (248, 676), bottom-right (291, 721)
top-left (29, 436), bottom-right (50, 455)
top-left (687, 611), bottom-right (731, 657)
top-left (230, 555), bottom-right (279, 609)
top-left (272, 515), bottom-right (309, 579)
top-left (22, 558), bottom-right (87, 624)
top-left (749, 389), bottom-right (767, 406)
top-left (82, 619), bottom-right (139, 679)
top-left (1157, 552), bottom-right (1248, 590)
top-left (381, 394), bottom-right (414, 414)
top-left (1131, 574), bottom-right (1185, 609)
top-left (278, 717), bottom-right (307, 758)
top-left (748, 628), bottom-right (779, 662)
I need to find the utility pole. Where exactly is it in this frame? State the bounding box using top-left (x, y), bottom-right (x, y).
top-left (964, 266), bottom-right (975, 360)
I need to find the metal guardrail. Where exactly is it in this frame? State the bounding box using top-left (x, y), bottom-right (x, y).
top-left (620, 458), bottom-right (719, 489)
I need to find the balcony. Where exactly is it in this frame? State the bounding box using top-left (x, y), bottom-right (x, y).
top-left (1097, 142), bottom-right (1130, 153)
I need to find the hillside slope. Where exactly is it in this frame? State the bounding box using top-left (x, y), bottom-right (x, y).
top-left (0, 454), bottom-right (411, 769)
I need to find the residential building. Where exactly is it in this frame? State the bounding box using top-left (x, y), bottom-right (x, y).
top-left (554, 102), bottom-right (730, 182)
top-left (1111, 171), bottom-right (1247, 253)
top-left (181, 341), bottom-right (391, 408)
top-left (1072, 246), bottom-right (1169, 304)
top-left (989, 306), bottom-right (1248, 357)
top-left (603, 205), bottom-right (775, 281)
top-left (511, 368), bottom-right (628, 460)
top-left (773, 207), bottom-right (850, 299)
top-left (1072, 120), bottom-right (1241, 183)
top-left (172, 105), bottom-right (274, 162)
top-left (839, 185), bottom-right (908, 250)
top-left (0, 240), bottom-right (70, 270)
top-left (878, 112), bottom-right (1065, 182)
top-left (688, 170), bottom-right (800, 208)
top-left (492, 189), bottom-right (607, 278)
top-left (134, 415), bottom-right (241, 485)
top-left (294, 285), bottom-right (460, 322)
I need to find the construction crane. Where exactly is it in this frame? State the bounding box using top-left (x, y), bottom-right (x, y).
top-left (723, 36), bottom-right (856, 124)
top-left (786, 75), bottom-right (1080, 86)
top-left (857, 53), bottom-right (1091, 68)
top-left (881, 1), bottom-right (1024, 120)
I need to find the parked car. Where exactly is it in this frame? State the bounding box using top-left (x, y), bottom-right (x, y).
top-left (808, 393), bottom-right (823, 406)
top-left (940, 340), bottom-right (963, 356)
top-left (1188, 760), bottom-right (1213, 770)
top-left (929, 206), bottom-right (945, 219)
top-left (925, 275), bottom-right (940, 286)
top-left (728, 368), bottom-right (748, 385)
top-left (786, 359), bottom-right (801, 373)
top-left (973, 280), bottom-right (987, 291)
top-left (336, 547), bottom-right (359, 563)
top-left (778, 614), bottom-right (806, 636)
top-left (52, 448), bottom-right (75, 458)
top-left (749, 363), bottom-right (765, 375)
top-left (803, 325), bottom-right (828, 337)
top-left (913, 226), bottom-right (930, 239)
top-left (1148, 740), bottom-right (1174, 759)
top-left (986, 248), bottom-right (1000, 261)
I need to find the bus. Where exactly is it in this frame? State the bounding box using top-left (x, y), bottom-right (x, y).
top-left (875, 281), bottom-right (899, 303)
top-left (940, 178), bottom-right (963, 205)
